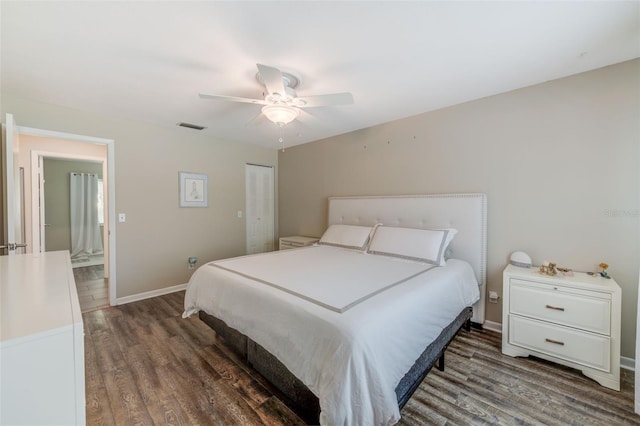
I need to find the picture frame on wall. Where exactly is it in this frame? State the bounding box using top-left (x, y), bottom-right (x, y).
top-left (179, 172), bottom-right (208, 207)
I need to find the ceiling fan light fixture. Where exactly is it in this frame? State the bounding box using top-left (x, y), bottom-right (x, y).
top-left (262, 104), bottom-right (299, 126)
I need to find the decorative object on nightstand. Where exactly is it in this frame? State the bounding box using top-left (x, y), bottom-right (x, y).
top-left (279, 236), bottom-right (319, 250)
top-left (502, 264), bottom-right (621, 391)
top-left (587, 262), bottom-right (612, 279)
top-left (509, 251), bottom-right (532, 268)
top-left (556, 267), bottom-right (574, 277)
top-left (599, 262), bottom-right (611, 279)
top-left (538, 261), bottom-right (557, 276)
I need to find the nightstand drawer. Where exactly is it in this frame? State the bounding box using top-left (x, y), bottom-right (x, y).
top-left (510, 281), bottom-right (610, 335)
top-left (509, 315), bottom-right (610, 372)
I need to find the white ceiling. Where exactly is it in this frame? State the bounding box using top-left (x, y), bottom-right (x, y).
top-left (2, 1), bottom-right (639, 149)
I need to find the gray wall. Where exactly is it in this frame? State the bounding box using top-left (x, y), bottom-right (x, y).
top-left (1, 93), bottom-right (278, 298)
top-left (43, 158), bottom-right (103, 252)
top-left (278, 59), bottom-right (640, 358)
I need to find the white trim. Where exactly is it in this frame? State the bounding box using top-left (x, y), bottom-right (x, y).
top-left (17, 126), bottom-right (112, 145)
top-left (116, 283), bottom-right (188, 306)
top-left (483, 320), bottom-right (502, 333)
top-left (621, 356), bottom-right (635, 372)
top-left (30, 151), bottom-right (105, 257)
top-left (106, 141), bottom-right (115, 306)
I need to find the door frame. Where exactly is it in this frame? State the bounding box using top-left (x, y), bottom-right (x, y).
top-left (32, 151), bottom-right (106, 263)
top-left (18, 125), bottom-right (117, 306)
top-left (2, 113), bottom-right (23, 255)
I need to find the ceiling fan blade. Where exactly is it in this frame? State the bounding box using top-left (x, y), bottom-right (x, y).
top-left (257, 63), bottom-right (286, 98)
top-left (199, 93), bottom-right (267, 105)
top-left (293, 92), bottom-right (354, 108)
top-left (297, 108), bottom-right (320, 125)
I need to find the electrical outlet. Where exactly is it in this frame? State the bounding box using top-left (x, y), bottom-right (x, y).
top-left (188, 256), bottom-right (197, 270)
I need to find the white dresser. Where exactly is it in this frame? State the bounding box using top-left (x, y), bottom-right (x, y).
top-left (502, 264), bottom-right (621, 390)
top-left (279, 235), bottom-right (319, 250)
top-left (0, 251), bottom-right (86, 424)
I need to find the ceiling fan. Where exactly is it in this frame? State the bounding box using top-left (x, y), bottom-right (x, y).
top-left (199, 64), bottom-right (354, 127)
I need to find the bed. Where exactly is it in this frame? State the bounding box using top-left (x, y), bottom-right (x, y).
top-left (183, 193), bottom-right (487, 425)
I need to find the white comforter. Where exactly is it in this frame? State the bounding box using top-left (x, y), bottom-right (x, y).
top-left (183, 246), bottom-right (479, 425)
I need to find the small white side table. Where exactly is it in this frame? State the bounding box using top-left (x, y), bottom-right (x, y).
top-left (279, 236), bottom-right (319, 250)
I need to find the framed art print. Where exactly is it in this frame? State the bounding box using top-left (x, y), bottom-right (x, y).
top-left (179, 172), bottom-right (208, 207)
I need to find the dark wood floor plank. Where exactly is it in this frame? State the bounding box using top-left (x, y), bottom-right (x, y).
top-left (164, 334), bottom-right (269, 425)
top-left (254, 397), bottom-right (307, 426)
top-left (84, 292), bottom-right (638, 426)
top-left (74, 264), bottom-right (108, 312)
top-left (101, 362), bottom-right (155, 425)
top-left (125, 343), bottom-right (191, 425)
top-left (196, 343), bottom-right (276, 409)
top-left (441, 351), bottom-right (581, 425)
top-left (468, 348), bottom-right (636, 419)
top-left (155, 361), bottom-right (217, 425)
top-left (83, 328), bottom-right (116, 426)
top-left (426, 368), bottom-right (547, 426)
top-left (400, 385), bottom-right (484, 426)
top-left (465, 359), bottom-right (614, 425)
top-left (162, 315), bottom-right (216, 350)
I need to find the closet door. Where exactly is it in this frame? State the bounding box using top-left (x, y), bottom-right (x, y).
top-left (245, 164), bottom-right (274, 254)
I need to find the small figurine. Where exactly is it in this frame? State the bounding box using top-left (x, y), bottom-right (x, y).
top-left (599, 262), bottom-right (611, 279)
top-left (539, 261), bottom-right (558, 276)
top-left (557, 267), bottom-right (574, 277)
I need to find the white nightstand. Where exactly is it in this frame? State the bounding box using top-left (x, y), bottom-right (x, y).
top-left (279, 236), bottom-right (319, 250)
top-left (502, 264), bottom-right (621, 390)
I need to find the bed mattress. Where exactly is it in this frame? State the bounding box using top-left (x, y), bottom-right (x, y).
top-left (183, 246), bottom-right (479, 425)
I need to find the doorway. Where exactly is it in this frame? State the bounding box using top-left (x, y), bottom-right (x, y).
top-left (245, 164), bottom-right (275, 254)
top-left (40, 157), bottom-right (105, 260)
top-left (2, 115), bottom-right (117, 306)
top-left (41, 157), bottom-right (108, 312)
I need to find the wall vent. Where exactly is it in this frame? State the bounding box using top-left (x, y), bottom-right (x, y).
top-left (178, 122), bottom-right (206, 130)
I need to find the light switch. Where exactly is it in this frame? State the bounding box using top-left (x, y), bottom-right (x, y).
top-left (118, 213), bottom-right (126, 223)
top-left (237, 210), bottom-right (243, 218)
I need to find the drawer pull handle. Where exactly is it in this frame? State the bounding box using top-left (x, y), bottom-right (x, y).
top-left (545, 338), bottom-right (565, 346)
top-left (545, 304), bottom-right (565, 312)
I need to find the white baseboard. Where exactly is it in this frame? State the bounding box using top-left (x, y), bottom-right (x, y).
top-left (116, 283), bottom-right (188, 306)
top-left (483, 320), bottom-right (502, 333)
top-left (479, 320), bottom-right (635, 372)
top-left (621, 356), bottom-right (635, 372)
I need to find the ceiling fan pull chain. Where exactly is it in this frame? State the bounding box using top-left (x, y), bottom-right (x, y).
top-left (278, 126), bottom-right (285, 152)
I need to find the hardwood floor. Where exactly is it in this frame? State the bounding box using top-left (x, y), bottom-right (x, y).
top-left (84, 292), bottom-right (638, 425)
top-left (74, 265), bottom-right (109, 313)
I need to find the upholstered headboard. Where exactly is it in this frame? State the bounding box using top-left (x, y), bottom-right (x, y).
top-left (327, 193), bottom-right (487, 324)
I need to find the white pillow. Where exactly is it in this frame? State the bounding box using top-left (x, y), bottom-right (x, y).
top-left (318, 224), bottom-right (374, 250)
top-left (367, 226), bottom-right (457, 266)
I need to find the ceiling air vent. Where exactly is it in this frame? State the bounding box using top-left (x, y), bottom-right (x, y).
top-left (178, 122), bottom-right (206, 130)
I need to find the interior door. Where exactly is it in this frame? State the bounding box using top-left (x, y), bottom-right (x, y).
top-left (245, 164), bottom-right (275, 254)
top-left (1, 113), bottom-right (26, 255)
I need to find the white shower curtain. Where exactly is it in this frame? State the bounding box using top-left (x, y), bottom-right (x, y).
top-left (70, 172), bottom-right (103, 258)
